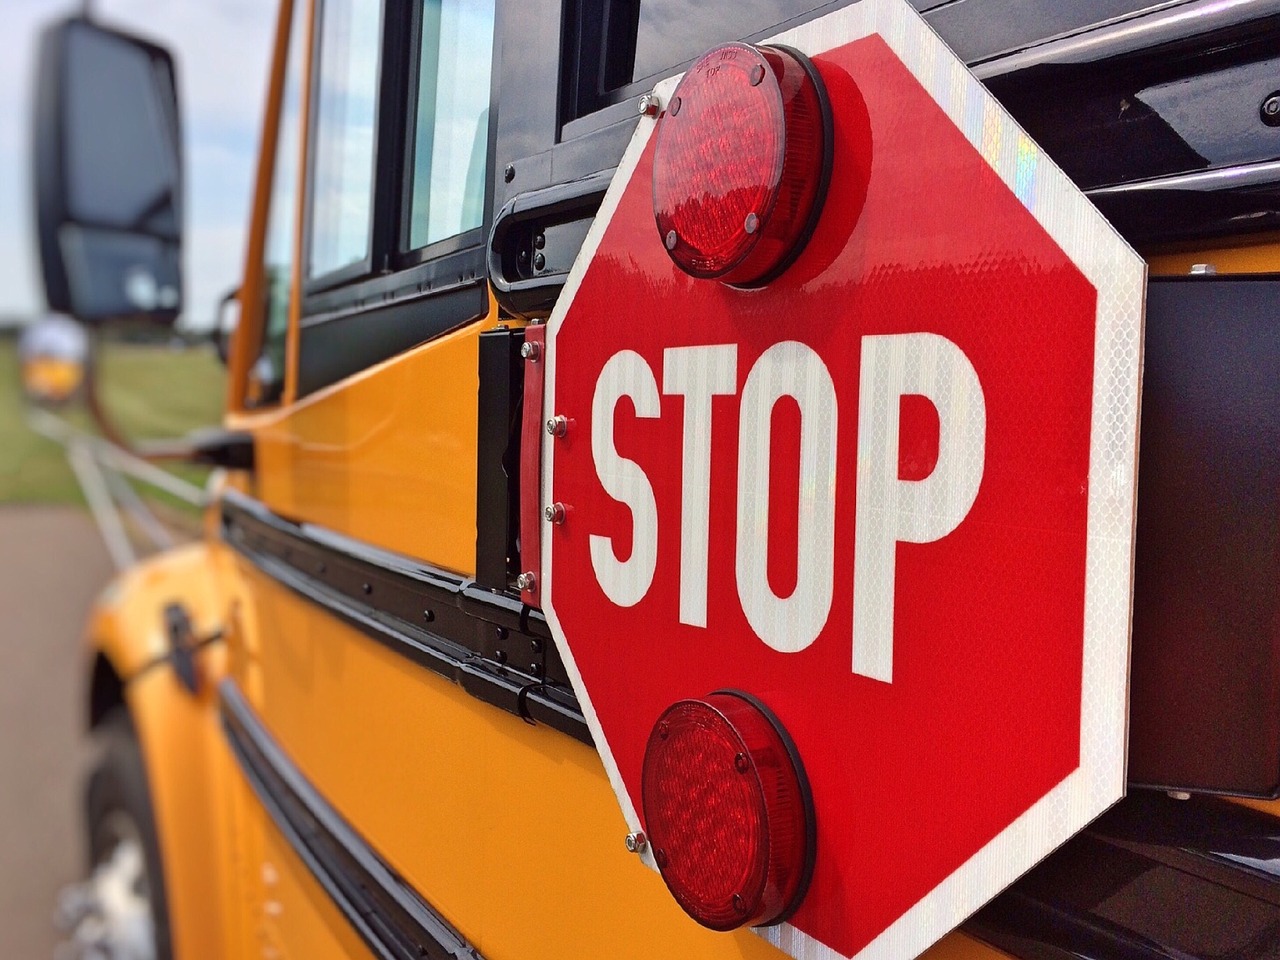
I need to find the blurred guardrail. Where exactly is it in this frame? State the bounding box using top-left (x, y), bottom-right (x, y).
top-left (26, 407), bottom-right (207, 570)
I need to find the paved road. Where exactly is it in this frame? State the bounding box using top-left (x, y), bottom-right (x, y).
top-left (0, 508), bottom-right (113, 958)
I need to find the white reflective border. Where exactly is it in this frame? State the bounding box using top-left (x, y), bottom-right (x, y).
top-left (541, 1), bottom-right (1145, 958)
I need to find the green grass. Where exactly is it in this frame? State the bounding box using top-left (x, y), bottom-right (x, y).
top-left (0, 338), bottom-right (226, 505)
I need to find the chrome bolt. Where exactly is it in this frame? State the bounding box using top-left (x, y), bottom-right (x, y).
top-left (1189, 263), bottom-right (1216, 276)
top-left (1262, 92), bottom-right (1280, 125)
top-left (744, 212), bottom-right (759, 235)
top-left (665, 229), bottom-right (678, 250)
top-left (1167, 790), bottom-right (1192, 801)
top-left (624, 831), bottom-right (648, 854)
top-left (515, 571), bottom-right (537, 592)
top-left (670, 96), bottom-right (682, 117)
top-left (520, 340), bottom-right (541, 361)
top-left (749, 64), bottom-right (765, 86)
top-left (546, 415), bottom-right (570, 437)
top-left (637, 93), bottom-right (661, 117)
top-left (544, 502), bottom-right (566, 524)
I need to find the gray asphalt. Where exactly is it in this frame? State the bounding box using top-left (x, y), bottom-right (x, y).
top-left (0, 507), bottom-right (113, 958)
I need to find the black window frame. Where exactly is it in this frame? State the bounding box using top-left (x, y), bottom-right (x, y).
top-left (491, 0), bottom-right (1228, 301)
top-left (293, 0), bottom-right (500, 397)
top-left (394, 0), bottom-right (492, 270)
top-left (241, 0), bottom-right (309, 409)
top-left (558, 0), bottom-right (1182, 132)
top-left (301, 0), bottom-right (386, 293)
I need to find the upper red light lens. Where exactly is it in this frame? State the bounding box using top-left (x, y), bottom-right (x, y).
top-left (640, 691), bottom-right (813, 931)
top-left (652, 43), bottom-right (830, 287)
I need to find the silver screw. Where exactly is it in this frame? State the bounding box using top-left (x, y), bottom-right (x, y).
top-left (637, 93), bottom-right (661, 118)
top-left (1189, 263), bottom-right (1216, 276)
top-left (546, 415), bottom-right (570, 437)
top-left (544, 502), bottom-right (566, 524)
top-left (515, 571), bottom-right (537, 591)
top-left (1167, 790), bottom-right (1192, 801)
top-left (624, 831), bottom-right (648, 854)
top-left (520, 341), bottom-right (541, 361)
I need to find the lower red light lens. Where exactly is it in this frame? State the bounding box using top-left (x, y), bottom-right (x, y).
top-left (640, 691), bottom-right (813, 931)
top-left (652, 43), bottom-right (831, 287)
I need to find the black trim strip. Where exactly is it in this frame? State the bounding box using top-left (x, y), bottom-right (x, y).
top-left (966, 791), bottom-right (1280, 960)
top-left (964, 0), bottom-right (1280, 246)
top-left (219, 681), bottom-right (482, 960)
top-left (219, 489), bottom-right (591, 745)
top-left (969, 0), bottom-right (1280, 78)
top-left (296, 283), bottom-right (488, 398)
top-left (1087, 161), bottom-right (1280, 245)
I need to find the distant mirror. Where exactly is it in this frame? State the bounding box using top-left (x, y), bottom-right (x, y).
top-left (214, 288), bottom-right (240, 365)
top-left (33, 17), bottom-right (183, 327)
top-left (19, 314), bottom-right (89, 405)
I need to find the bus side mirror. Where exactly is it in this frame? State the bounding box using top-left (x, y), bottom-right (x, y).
top-left (213, 287), bottom-right (240, 366)
top-left (33, 17), bottom-right (184, 327)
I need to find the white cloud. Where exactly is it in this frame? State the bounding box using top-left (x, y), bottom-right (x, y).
top-left (0, 0), bottom-right (275, 325)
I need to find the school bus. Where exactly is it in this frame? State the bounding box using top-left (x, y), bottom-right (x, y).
top-left (32, 1), bottom-right (1280, 959)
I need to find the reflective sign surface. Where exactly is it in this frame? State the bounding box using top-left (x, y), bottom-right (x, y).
top-left (543, 3), bottom-right (1145, 959)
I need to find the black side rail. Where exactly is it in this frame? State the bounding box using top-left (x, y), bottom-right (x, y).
top-left (220, 681), bottom-right (484, 960)
top-left (487, 169), bottom-right (613, 318)
top-left (139, 427), bottom-right (255, 471)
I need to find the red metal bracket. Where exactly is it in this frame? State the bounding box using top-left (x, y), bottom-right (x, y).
top-left (518, 325), bottom-right (547, 607)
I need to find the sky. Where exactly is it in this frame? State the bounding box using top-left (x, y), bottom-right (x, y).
top-left (0, 0), bottom-right (278, 329)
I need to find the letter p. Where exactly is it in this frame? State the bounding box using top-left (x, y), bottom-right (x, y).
top-left (853, 333), bottom-right (986, 683)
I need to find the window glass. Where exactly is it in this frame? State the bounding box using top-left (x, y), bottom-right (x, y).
top-left (630, 0), bottom-right (822, 85)
top-left (248, 0), bottom-right (307, 408)
top-left (309, 0), bottom-right (382, 276)
top-left (408, 0), bottom-right (495, 249)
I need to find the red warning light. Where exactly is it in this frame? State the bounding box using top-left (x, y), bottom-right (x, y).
top-left (652, 43), bottom-right (831, 287)
top-left (640, 691), bottom-right (814, 930)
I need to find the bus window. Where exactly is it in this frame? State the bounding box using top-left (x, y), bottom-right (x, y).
top-left (308, 0), bottom-right (382, 278)
top-left (406, 0), bottom-right (495, 250)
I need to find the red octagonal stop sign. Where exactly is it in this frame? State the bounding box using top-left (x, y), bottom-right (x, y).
top-left (540, 2), bottom-right (1145, 959)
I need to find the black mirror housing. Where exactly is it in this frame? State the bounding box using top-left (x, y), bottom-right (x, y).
top-left (33, 17), bottom-right (184, 327)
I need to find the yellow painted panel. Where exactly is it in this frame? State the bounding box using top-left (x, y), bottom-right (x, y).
top-left (127, 645), bottom-right (236, 960)
top-left (87, 542), bottom-right (225, 679)
top-left (1145, 234), bottom-right (1280, 276)
top-left (89, 538), bottom-right (268, 960)
top-left (925, 933), bottom-right (1015, 960)
top-left (240, 566), bottom-right (780, 960)
top-left (1229, 796), bottom-right (1280, 818)
top-left (262, 820), bottom-right (378, 960)
top-left (234, 564), bottom-right (1016, 960)
top-left (253, 312), bottom-right (503, 575)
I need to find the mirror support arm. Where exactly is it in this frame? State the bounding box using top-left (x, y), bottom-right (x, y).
top-left (137, 431), bottom-right (255, 471)
top-left (83, 337), bottom-right (131, 451)
top-left (83, 335), bottom-right (254, 471)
